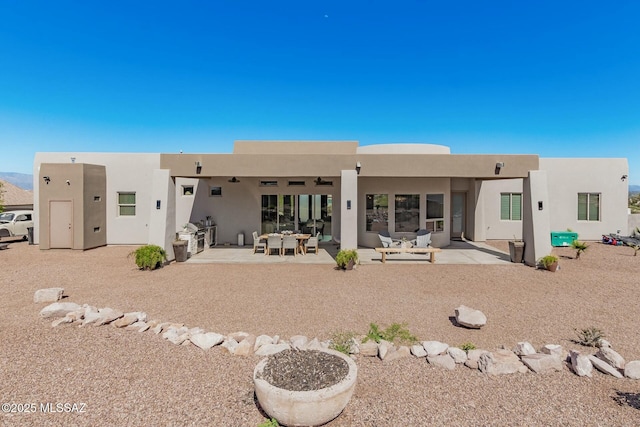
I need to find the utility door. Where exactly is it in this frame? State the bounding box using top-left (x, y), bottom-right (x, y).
top-left (451, 192), bottom-right (466, 240)
top-left (49, 200), bottom-right (73, 248)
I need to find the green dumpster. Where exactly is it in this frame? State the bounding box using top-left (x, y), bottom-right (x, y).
top-left (550, 232), bottom-right (578, 247)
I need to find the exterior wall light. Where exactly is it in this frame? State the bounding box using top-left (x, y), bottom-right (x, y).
top-left (43, 176), bottom-right (51, 184)
top-left (495, 162), bottom-right (504, 175)
top-left (355, 161), bottom-right (362, 175)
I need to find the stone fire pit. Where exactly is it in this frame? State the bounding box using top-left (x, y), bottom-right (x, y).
top-left (253, 348), bottom-right (358, 427)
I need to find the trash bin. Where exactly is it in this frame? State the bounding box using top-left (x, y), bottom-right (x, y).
top-left (27, 227), bottom-right (34, 245)
top-left (509, 241), bottom-right (525, 263)
top-left (237, 232), bottom-right (245, 247)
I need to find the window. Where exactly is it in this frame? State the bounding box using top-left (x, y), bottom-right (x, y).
top-left (426, 194), bottom-right (444, 232)
top-left (118, 192), bottom-right (136, 216)
top-left (288, 181), bottom-right (306, 186)
top-left (395, 194), bottom-right (420, 232)
top-left (365, 194), bottom-right (388, 232)
top-left (260, 180), bottom-right (278, 187)
top-left (182, 185), bottom-right (194, 196)
top-left (500, 193), bottom-right (522, 221)
top-left (578, 193), bottom-right (600, 221)
top-left (210, 186), bottom-right (222, 196)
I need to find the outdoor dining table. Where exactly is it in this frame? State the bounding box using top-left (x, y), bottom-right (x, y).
top-left (259, 233), bottom-right (311, 255)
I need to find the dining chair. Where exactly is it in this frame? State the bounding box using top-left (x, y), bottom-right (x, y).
top-left (282, 235), bottom-right (298, 256)
top-left (252, 231), bottom-right (266, 254)
top-left (266, 235), bottom-right (282, 256)
top-left (304, 232), bottom-right (320, 255)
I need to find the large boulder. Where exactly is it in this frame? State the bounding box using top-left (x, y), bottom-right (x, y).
top-left (39, 302), bottom-right (82, 318)
top-left (34, 288), bottom-right (65, 303)
top-left (447, 347), bottom-right (468, 364)
top-left (520, 353), bottom-right (563, 373)
top-left (455, 305), bottom-right (487, 329)
top-left (624, 360), bottom-right (640, 379)
top-left (479, 349), bottom-right (528, 375)
top-left (359, 341), bottom-right (379, 357)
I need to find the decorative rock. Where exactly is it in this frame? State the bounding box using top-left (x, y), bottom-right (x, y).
top-left (254, 343), bottom-right (290, 356)
top-left (39, 302), bottom-right (82, 318)
top-left (422, 341), bottom-right (449, 356)
top-left (188, 327), bottom-right (204, 335)
top-left (290, 335), bottom-right (309, 350)
top-left (513, 342), bottom-right (536, 356)
top-left (596, 347), bottom-right (626, 370)
top-left (34, 288), bottom-right (65, 303)
top-left (93, 308), bottom-right (124, 326)
top-left (427, 354), bottom-right (456, 370)
top-left (570, 350), bottom-right (593, 377)
top-left (454, 305), bottom-right (487, 329)
top-left (541, 344), bottom-right (563, 358)
top-left (151, 322), bottom-right (170, 334)
top-left (411, 345), bottom-right (427, 358)
top-left (125, 321), bottom-right (149, 332)
top-left (254, 335), bottom-right (274, 351)
top-left (303, 338), bottom-right (324, 351)
top-left (113, 313), bottom-right (140, 328)
top-left (81, 310), bottom-right (102, 326)
top-left (383, 346), bottom-right (410, 363)
top-left (349, 338), bottom-right (360, 354)
top-left (51, 311), bottom-right (81, 327)
top-left (588, 355), bottom-right (623, 378)
top-left (598, 339), bottom-right (611, 348)
top-left (624, 360), bottom-right (640, 379)
top-left (228, 331), bottom-right (250, 342)
top-left (447, 347), bottom-right (468, 364)
top-left (378, 340), bottom-right (394, 360)
top-left (479, 349), bottom-right (528, 375)
top-left (520, 353), bottom-right (563, 373)
top-left (359, 341), bottom-right (379, 357)
top-left (465, 349), bottom-right (488, 370)
top-left (190, 332), bottom-right (224, 350)
top-left (235, 339), bottom-right (254, 356)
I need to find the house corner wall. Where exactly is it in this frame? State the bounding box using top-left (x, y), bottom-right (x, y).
top-left (340, 170), bottom-right (358, 249)
top-left (149, 170), bottom-right (176, 259)
top-left (523, 170), bottom-right (551, 266)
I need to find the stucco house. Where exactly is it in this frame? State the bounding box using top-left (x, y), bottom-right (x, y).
top-left (33, 141), bottom-right (629, 265)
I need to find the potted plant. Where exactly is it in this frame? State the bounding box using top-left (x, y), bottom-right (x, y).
top-left (570, 240), bottom-right (588, 259)
top-left (254, 348), bottom-right (358, 427)
top-left (336, 249), bottom-right (358, 270)
top-left (538, 254), bottom-right (559, 272)
top-left (129, 244), bottom-right (167, 270)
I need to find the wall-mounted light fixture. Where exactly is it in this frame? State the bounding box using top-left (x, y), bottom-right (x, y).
top-left (195, 161), bottom-right (202, 175)
top-left (621, 174), bottom-right (628, 182)
top-left (355, 161), bottom-right (362, 175)
top-left (43, 176), bottom-right (50, 184)
top-left (71, 157), bottom-right (76, 163)
top-left (66, 180), bottom-right (70, 185)
top-left (228, 177), bottom-right (240, 183)
top-left (495, 162), bottom-right (505, 175)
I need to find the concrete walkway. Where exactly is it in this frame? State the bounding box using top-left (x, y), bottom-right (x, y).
top-left (186, 240), bottom-right (513, 265)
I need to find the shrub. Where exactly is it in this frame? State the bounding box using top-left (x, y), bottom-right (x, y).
top-left (329, 330), bottom-right (357, 355)
top-left (258, 419), bottom-right (279, 427)
top-left (362, 322), bottom-right (418, 346)
top-left (574, 327), bottom-right (606, 347)
top-left (130, 244), bottom-right (167, 270)
top-left (570, 240), bottom-right (589, 259)
top-left (460, 342), bottom-right (477, 353)
top-left (335, 249), bottom-right (358, 269)
top-left (538, 254), bottom-right (558, 269)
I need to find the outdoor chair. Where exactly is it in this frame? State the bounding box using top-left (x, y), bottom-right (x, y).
top-left (304, 232), bottom-right (320, 255)
top-left (411, 229), bottom-right (432, 248)
top-left (378, 230), bottom-right (400, 248)
top-left (252, 231), bottom-right (266, 254)
top-left (282, 235), bottom-right (298, 256)
top-left (266, 235), bottom-right (282, 256)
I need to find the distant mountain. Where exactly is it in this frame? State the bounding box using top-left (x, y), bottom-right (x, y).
top-left (0, 172), bottom-right (33, 190)
top-left (630, 185), bottom-right (640, 194)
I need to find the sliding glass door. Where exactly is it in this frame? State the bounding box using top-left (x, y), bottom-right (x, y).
top-left (261, 194), bottom-right (332, 240)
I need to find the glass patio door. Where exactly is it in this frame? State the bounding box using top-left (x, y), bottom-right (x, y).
top-left (261, 194), bottom-right (332, 240)
top-left (451, 192), bottom-right (466, 240)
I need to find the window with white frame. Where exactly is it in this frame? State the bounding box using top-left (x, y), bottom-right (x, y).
top-left (500, 193), bottom-right (522, 221)
top-left (426, 194), bottom-right (445, 232)
top-left (578, 193), bottom-right (600, 221)
top-left (118, 192), bottom-right (136, 216)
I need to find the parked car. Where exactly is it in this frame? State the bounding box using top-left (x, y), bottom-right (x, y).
top-left (0, 210), bottom-right (34, 240)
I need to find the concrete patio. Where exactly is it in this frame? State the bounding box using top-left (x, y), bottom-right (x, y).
top-left (185, 240), bottom-right (513, 265)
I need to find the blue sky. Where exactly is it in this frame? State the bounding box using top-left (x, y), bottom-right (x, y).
top-left (1, 1), bottom-right (638, 183)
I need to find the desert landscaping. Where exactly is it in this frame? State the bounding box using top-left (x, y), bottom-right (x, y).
top-left (1, 240), bottom-right (640, 426)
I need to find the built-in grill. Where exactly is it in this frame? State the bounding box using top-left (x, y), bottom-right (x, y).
top-left (180, 223), bottom-right (205, 255)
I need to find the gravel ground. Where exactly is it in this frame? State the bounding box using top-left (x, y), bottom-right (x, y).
top-left (1, 240), bottom-right (640, 426)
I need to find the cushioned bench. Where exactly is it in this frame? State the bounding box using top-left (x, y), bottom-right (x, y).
top-left (375, 247), bottom-right (442, 264)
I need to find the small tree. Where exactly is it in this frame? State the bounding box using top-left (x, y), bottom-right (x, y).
top-left (571, 240), bottom-right (588, 259)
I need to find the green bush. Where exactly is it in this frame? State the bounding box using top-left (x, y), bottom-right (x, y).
top-left (460, 342), bottom-right (477, 353)
top-left (130, 244), bottom-right (167, 270)
top-left (329, 330), bottom-right (357, 355)
top-left (574, 327), bottom-right (606, 347)
top-left (257, 419), bottom-right (279, 427)
top-left (335, 249), bottom-right (358, 269)
top-left (362, 322), bottom-right (418, 346)
top-left (538, 254), bottom-right (558, 269)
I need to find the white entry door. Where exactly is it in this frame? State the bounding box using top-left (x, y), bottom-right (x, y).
top-left (50, 200), bottom-right (73, 248)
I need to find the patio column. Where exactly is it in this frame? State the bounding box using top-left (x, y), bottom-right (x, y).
top-left (522, 170), bottom-right (551, 266)
top-left (148, 169), bottom-right (177, 259)
top-left (340, 169), bottom-right (358, 250)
